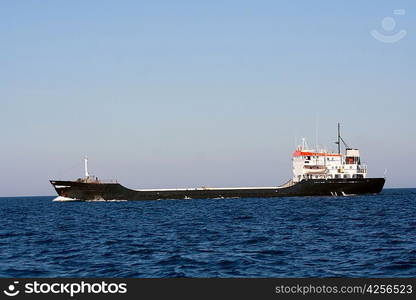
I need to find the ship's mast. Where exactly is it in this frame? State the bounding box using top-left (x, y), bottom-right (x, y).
top-left (337, 123), bottom-right (341, 154)
top-left (335, 123), bottom-right (349, 154)
top-left (84, 156), bottom-right (89, 178)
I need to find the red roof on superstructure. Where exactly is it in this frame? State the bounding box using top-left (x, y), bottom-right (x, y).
top-left (292, 150), bottom-right (341, 157)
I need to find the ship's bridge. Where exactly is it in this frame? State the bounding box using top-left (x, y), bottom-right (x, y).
top-left (292, 140), bottom-right (367, 183)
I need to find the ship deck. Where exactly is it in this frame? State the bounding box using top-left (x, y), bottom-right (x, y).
top-left (134, 186), bottom-right (282, 192)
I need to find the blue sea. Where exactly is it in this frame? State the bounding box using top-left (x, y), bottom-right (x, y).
top-left (0, 189), bottom-right (415, 278)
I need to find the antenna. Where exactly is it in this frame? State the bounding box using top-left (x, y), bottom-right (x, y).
top-left (315, 113), bottom-right (319, 152)
top-left (294, 129), bottom-right (298, 149)
top-left (84, 156), bottom-right (89, 178)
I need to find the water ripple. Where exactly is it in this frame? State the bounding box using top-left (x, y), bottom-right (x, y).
top-left (0, 189), bottom-right (415, 277)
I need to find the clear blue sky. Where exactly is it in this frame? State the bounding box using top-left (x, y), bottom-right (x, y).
top-left (1, 0), bottom-right (415, 196)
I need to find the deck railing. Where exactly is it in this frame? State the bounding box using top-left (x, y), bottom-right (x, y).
top-left (101, 179), bottom-right (118, 183)
top-left (357, 165), bottom-right (367, 173)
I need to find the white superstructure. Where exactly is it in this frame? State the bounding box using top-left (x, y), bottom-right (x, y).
top-left (292, 125), bottom-right (367, 183)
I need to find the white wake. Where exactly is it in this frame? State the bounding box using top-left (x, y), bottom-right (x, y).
top-left (53, 196), bottom-right (79, 202)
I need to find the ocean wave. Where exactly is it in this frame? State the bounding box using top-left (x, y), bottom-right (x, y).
top-left (1, 188), bottom-right (415, 277)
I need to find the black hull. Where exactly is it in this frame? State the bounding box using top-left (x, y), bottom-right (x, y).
top-left (50, 178), bottom-right (385, 201)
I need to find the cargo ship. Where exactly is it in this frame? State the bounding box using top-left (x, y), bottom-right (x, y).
top-left (50, 124), bottom-right (385, 201)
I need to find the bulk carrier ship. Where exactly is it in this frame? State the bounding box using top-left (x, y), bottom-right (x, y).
top-left (50, 124), bottom-right (385, 201)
